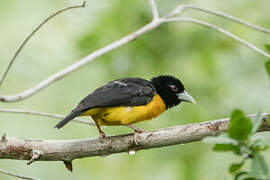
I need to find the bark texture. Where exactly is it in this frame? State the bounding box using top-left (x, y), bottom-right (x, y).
top-left (0, 113), bottom-right (269, 163)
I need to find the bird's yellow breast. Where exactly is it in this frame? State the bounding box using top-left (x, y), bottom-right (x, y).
top-left (80, 94), bottom-right (166, 126)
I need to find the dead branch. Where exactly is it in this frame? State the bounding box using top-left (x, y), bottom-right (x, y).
top-left (0, 113), bottom-right (269, 167)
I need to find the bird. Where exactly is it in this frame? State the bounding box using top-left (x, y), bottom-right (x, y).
top-left (55, 75), bottom-right (196, 139)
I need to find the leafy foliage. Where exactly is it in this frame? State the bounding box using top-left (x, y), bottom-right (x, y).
top-left (228, 109), bottom-right (252, 141)
top-left (203, 109), bottom-right (269, 179)
top-left (265, 61), bottom-right (270, 78)
top-left (229, 162), bottom-right (244, 174)
top-left (264, 44), bottom-right (270, 78)
top-left (264, 44), bottom-right (270, 52)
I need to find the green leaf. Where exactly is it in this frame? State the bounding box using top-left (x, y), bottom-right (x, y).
top-left (235, 172), bottom-right (248, 180)
top-left (251, 145), bottom-right (269, 153)
top-left (229, 109), bottom-right (253, 141)
top-left (250, 136), bottom-right (268, 152)
top-left (267, 115), bottom-right (270, 125)
top-left (240, 177), bottom-right (257, 180)
top-left (265, 61), bottom-right (270, 78)
top-left (235, 172), bottom-right (267, 180)
top-left (264, 44), bottom-right (270, 52)
top-left (235, 171), bottom-right (267, 180)
top-left (251, 153), bottom-right (269, 176)
top-left (213, 144), bottom-right (240, 154)
top-left (239, 177), bottom-right (256, 180)
top-left (251, 112), bottom-right (263, 134)
top-left (229, 162), bottom-right (244, 174)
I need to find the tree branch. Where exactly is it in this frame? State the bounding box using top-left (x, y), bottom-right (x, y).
top-left (163, 17), bottom-right (270, 58)
top-left (0, 113), bottom-right (269, 165)
top-left (149, 0), bottom-right (159, 20)
top-left (1, 3), bottom-right (269, 102)
top-left (0, 1), bottom-right (86, 88)
top-left (0, 20), bottom-right (161, 103)
top-left (0, 168), bottom-right (39, 180)
top-left (166, 4), bottom-right (270, 34)
top-left (0, 108), bottom-right (94, 125)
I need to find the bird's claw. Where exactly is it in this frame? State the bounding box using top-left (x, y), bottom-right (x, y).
top-left (133, 129), bottom-right (145, 145)
top-left (134, 127), bottom-right (144, 134)
top-left (98, 132), bottom-right (106, 142)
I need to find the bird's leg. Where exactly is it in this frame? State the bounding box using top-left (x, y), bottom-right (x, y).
top-left (124, 124), bottom-right (145, 145)
top-left (94, 120), bottom-right (106, 140)
top-left (124, 124), bottom-right (145, 133)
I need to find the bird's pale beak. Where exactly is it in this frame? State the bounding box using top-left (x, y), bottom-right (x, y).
top-left (177, 91), bottom-right (196, 104)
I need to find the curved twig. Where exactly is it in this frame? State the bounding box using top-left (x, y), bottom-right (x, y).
top-left (166, 4), bottom-right (270, 34)
top-left (163, 17), bottom-right (270, 58)
top-left (0, 1), bottom-right (86, 88)
top-left (0, 20), bottom-right (162, 102)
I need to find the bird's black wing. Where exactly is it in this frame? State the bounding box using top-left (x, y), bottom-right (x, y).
top-left (55, 78), bottom-right (156, 129)
top-left (76, 78), bottom-right (156, 112)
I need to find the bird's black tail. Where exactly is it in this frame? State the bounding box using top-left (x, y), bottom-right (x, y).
top-left (54, 111), bottom-right (82, 129)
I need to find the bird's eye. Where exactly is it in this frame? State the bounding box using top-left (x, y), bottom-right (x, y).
top-left (169, 85), bottom-right (178, 92)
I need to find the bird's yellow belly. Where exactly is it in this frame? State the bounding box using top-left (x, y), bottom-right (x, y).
top-left (80, 94), bottom-right (166, 126)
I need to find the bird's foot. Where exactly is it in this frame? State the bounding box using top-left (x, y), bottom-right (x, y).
top-left (133, 132), bottom-right (141, 146)
top-left (125, 124), bottom-right (145, 133)
top-left (124, 124), bottom-right (145, 145)
top-left (98, 131), bottom-right (106, 142)
top-left (133, 127), bottom-right (145, 134)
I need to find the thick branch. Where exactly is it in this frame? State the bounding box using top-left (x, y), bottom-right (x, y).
top-left (0, 113), bottom-right (269, 163)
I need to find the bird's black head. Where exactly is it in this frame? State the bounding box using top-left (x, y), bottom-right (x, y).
top-left (151, 75), bottom-right (195, 109)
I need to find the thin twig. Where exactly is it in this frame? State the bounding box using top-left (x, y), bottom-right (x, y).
top-left (0, 169), bottom-right (39, 180)
top-left (149, 0), bottom-right (159, 20)
top-left (0, 108), bottom-right (94, 125)
top-left (27, 150), bottom-right (42, 165)
top-left (163, 17), bottom-right (270, 58)
top-left (0, 113), bottom-right (269, 163)
top-left (0, 1), bottom-right (87, 88)
top-left (165, 4), bottom-right (186, 18)
top-left (166, 4), bottom-right (270, 34)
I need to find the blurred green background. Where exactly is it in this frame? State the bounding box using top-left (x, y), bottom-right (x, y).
top-left (1, 0), bottom-right (270, 179)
